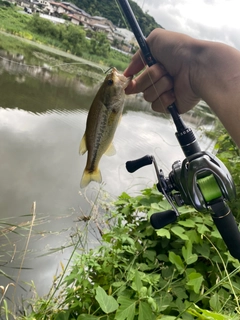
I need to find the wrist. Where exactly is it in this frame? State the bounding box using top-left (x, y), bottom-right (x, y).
top-left (190, 40), bottom-right (240, 104)
top-left (191, 40), bottom-right (240, 147)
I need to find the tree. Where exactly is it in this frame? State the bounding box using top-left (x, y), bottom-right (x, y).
top-left (112, 38), bottom-right (120, 49)
top-left (72, 0), bottom-right (163, 36)
top-left (89, 31), bottom-right (110, 57)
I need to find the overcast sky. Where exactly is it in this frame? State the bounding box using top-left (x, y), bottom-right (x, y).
top-left (132, 0), bottom-right (240, 50)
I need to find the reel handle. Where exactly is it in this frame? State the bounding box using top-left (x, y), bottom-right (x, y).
top-left (150, 210), bottom-right (178, 229)
top-left (126, 155), bottom-right (153, 173)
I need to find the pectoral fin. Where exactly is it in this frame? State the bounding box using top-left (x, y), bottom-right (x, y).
top-left (79, 133), bottom-right (87, 155)
top-left (104, 142), bottom-right (116, 156)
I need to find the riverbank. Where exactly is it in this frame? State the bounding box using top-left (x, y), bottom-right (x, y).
top-left (0, 30), bottom-right (107, 71)
top-left (0, 6), bottom-right (131, 71)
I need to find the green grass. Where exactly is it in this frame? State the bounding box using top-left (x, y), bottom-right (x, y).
top-left (2, 127), bottom-right (239, 319)
top-left (0, 6), bottom-right (32, 35)
top-left (12, 183), bottom-right (240, 320)
top-left (0, 6), bottom-right (131, 72)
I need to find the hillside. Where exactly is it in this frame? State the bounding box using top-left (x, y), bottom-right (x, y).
top-left (71, 0), bottom-right (163, 36)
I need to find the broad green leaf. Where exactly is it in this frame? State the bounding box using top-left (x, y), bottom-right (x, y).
top-left (156, 228), bottom-right (171, 239)
top-left (210, 292), bottom-right (222, 312)
top-left (172, 286), bottom-right (188, 300)
top-left (157, 292), bottom-right (173, 312)
top-left (116, 296), bottom-right (136, 320)
top-left (195, 243), bottom-right (210, 258)
top-left (134, 269), bottom-right (142, 293)
top-left (157, 199), bottom-right (172, 210)
top-left (142, 249), bottom-right (156, 262)
top-left (78, 315), bottom-right (99, 320)
top-left (122, 235), bottom-right (135, 246)
top-left (150, 202), bottom-right (162, 210)
top-left (169, 252), bottom-right (184, 273)
top-left (185, 229), bottom-right (201, 244)
top-left (186, 272), bottom-right (203, 294)
top-left (211, 229), bottom-right (222, 239)
top-left (182, 241), bottom-right (198, 265)
top-left (156, 254), bottom-right (168, 262)
top-left (118, 192), bottom-right (131, 200)
top-left (196, 223), bottom-right (210, 235)
top-left (178, 219), bottom-right (195, 228)
top-left (139, 301), bottom-right (154, 320)
top-left (188, 305), bottom-right (230, 320)
top-left (55, 311), bottom-right (70, 320)
top-left (95, 286), bottom-right (118, 314)
top-left (171, 226), bottom-right (189, 240)
top-left (200, 309), bottom-right (229, 320)
top-left (112, 281), bottom-right (125, 288)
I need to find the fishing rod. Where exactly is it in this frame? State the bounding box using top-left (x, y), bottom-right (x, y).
top-left (117, 0), bottom-right (240, 260)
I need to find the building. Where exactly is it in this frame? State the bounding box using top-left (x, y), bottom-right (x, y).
top-left (49, 1), bottom-right (70, 15)
top-left (21, 0), bottom-right (134, 52)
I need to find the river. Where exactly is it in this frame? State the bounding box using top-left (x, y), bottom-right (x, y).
top-left (0, 41), bottom-right (214, 312)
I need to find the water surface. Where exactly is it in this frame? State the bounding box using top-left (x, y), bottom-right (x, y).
top-left (0, 47), bottom-right (214, 306)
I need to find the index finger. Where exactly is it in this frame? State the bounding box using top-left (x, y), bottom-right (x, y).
top-left (123, 50), bottom-right (146, 77)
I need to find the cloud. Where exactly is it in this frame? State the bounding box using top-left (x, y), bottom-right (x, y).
top-left (132, 0), bottom-right (240, 50)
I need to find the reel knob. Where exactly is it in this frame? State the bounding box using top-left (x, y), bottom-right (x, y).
top-left (150, 210), bottom-right (177, 229)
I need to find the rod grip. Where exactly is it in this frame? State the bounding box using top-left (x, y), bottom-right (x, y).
top-left (211, 202), bottom-right (240, 260)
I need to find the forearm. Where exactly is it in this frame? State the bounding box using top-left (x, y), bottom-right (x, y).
top-left (125, 28), bottom-right (240, 147)
top-left (191, 41), bottom-right (240, 147)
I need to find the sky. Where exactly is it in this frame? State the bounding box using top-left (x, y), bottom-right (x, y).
top-left (132, 0), bottom-right (240, 50)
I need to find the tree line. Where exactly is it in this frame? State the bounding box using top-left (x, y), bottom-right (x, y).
top-left (72, 0), bottom-right (163, 36)
top-left (28, 14), bottom-right (111, 57)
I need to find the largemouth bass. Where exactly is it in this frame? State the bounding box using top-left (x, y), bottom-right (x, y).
top-left (80, 67), bottom-right (131, 188)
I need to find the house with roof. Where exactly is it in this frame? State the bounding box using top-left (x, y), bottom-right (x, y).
top-left (67, 9), bottom-right (92, 28)
top-left (92, 24), bottom-right (114, 41)
top-left (62, 1), bottom-right (82, 14)
top-left (31, 1), bottom-right (134, 52)
top-left (87, 16), bottom-right (116, 41)
top-left (49, 1), bottom-right (70, 15)
top-left (116, 28), bottom-right (138, 46)
top-left (90, 16), bottom-right (115, 33)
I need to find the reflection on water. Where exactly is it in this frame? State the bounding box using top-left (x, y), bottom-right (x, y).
top-left (0, 49), bottom-right (214, 305)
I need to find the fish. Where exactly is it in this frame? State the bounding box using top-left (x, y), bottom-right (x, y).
top-left (79, 67), bottom-right (132, 188)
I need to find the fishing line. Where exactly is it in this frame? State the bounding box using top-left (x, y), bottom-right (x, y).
top-left (52, 62), bottom-right (106, 73)
top-left (114, 0), bottom-right (177, 142)
top-left (114, 0), bottom-right (129, 31)
top-left (104, 66), bottom-right (114, 73)
top-left (114, 0), bottom-right (216, 153)
top-left (0, 54), bottom-right (106, 73)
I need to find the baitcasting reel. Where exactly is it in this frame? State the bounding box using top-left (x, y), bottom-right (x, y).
top-left (126, 111), bottom-right (240, 261)
top-left (117, 0), bottom-right (240, 260)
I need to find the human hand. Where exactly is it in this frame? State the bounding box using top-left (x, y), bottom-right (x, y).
top-left (124, 28), bottom-right (201, 113)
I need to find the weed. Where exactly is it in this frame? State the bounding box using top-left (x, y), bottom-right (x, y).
top-left (18, 126), bottom-right (240, 319)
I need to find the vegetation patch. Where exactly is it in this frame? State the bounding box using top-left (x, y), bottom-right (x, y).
top-left (1, 127), bottom-right (237, 320)
top-left (0, 7), bottom-right (131, 71)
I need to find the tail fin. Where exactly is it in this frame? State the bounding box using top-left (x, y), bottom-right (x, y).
top-left (80, 168), bottom-right (102, 188)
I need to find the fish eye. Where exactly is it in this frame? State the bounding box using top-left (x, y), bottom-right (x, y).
top-left (107, 79), bottom-right (114, 86)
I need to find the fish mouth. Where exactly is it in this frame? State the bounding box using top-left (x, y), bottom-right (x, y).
top-left (114, 69), bottom-right (132, 89)
top-left (123, 75), bottom-right (133, 89)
